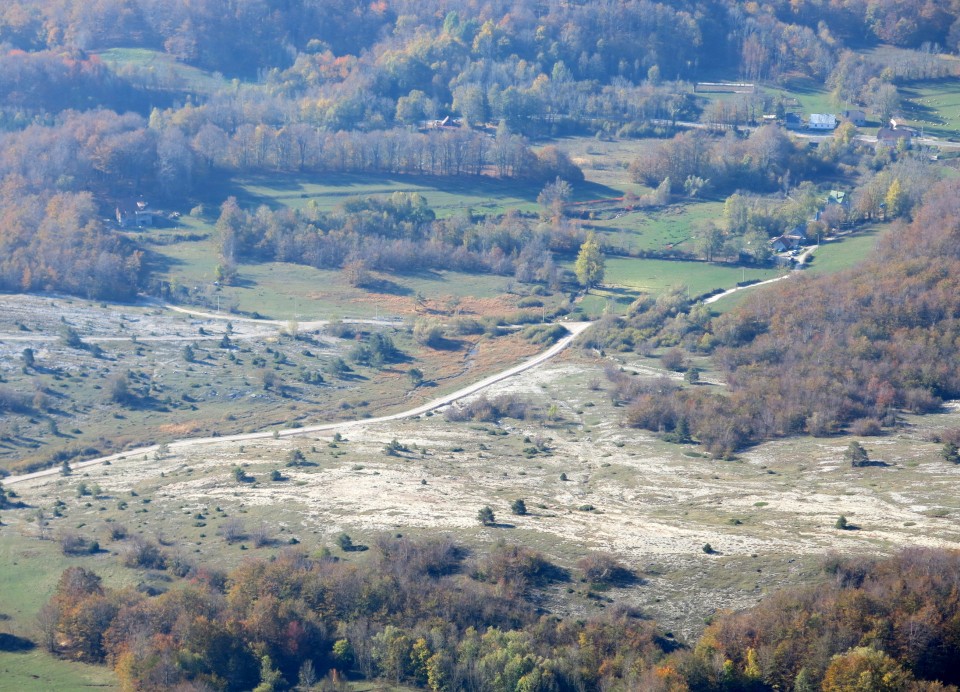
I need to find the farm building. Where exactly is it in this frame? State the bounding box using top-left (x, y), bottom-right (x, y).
top-left (841, 109), bottom-right (866, 126)
top-left (115, 200), bottom-right (154, 229)
top-left (808, 113), bottom-right (837, 130)
top-left (877, 127), bottom-right (914, 146)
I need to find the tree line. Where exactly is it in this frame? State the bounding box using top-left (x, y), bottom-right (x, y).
top-left (38, 532), bottom-right (960, 690)
top-left (206, 192), bottom-right (579, 292)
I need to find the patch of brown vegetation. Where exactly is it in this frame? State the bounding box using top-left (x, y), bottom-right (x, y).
top-left (156, 421), bottom-right (204, 436)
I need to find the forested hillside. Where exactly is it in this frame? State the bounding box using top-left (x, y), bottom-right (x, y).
top-left (610, 177), bottom-right (960, 455)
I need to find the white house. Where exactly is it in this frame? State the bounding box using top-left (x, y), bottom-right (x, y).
top-left (808, 113), bottom-right (837, 130)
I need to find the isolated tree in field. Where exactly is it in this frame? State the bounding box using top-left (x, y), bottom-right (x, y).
top-left (408, 368), bottom-right (424, 386)
top-left (941, 442), bottom-right (960, 464)
top-left (21, 347), bottom-right (34, 370)
top-left (537, 176), bottom-right (572, 220)
top-left (845, 441), bottom-right (869, 467)
top-left (694, 221), bottom-right (725, 262)
top-left (413, 319), bottom-right (445, 348)
top-left (574, 232), bottom-right (605, 289)
top-left (477, 506), bottom-right (496, 526)
top-left (342, 258), bottom-right (371, 288)
top-left (214, 196), bottom-right (242, 285)
top-left (108, 372), bottom-right (133, 405)
top-left (835, 515), bottom-right (850, 530)
top-left (510, 499), bottom-right (527, 516)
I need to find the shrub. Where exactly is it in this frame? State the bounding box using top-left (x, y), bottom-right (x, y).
top-left (477, 506), bottom-right (496, 526)
top-left (473, 544), bottom-right (564, 594)
top-left (844, 441), bottom-right (869, 467)
top-left (220, 518), bottom-right (246, 544)
top-left (850, 418), bottom-right (882, 436)
top-left (660, 347), bottom-right (687, 372)
top-left (59, 532), bottom-right (99, 556)
top-left (446, 394), bottom-right (531, 422)
top-left (521, 323), bottom-right (569, 346)
top-left (510, 499), bottom-right (527, 516)
top-left (413, 319), bottom-right (445, 348)
top-left (123, 536), bottom-right (166, 569)
top-left (578, 552), bottom-right (633, 586)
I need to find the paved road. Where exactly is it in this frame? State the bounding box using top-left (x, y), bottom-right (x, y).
top-left (704, 246), bottom-right (816, 305)
top-left (6, 321), bottom-right (592, 485)
top-left (651, 118), bottom-right (960, 150)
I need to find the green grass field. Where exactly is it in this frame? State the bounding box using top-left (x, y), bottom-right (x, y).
top-left (602, 257), bottom-right (782, 299)
top-left (200, 171), bottom-right (619, 220)
top-left (898, 81), bottom-right (960, 139)
top-left (804, 228), bottom-right (882, 276)
top-left (588, 200), bottom-right (726, 252)
top-left (150, 223), bottom-right (518, 321)
top-left (761, 79), bottom-right (841, 119)
top-left (95, 47), bottom-right (230, 93)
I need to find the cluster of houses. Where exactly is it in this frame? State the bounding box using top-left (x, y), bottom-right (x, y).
top-left (781, 109), bottom-right (919, 146)
top-left (768, 190), bottom-right (848, 257)
top-left (782, 109), bottom-right (865, 131)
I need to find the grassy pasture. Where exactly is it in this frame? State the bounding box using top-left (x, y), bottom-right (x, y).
top-left (95, 47), bottom-right (230, 93)
top-left (0, 532), bottom-right (125, 690)
top-left (203, 171), bottom-right (619, 220)
top-left (898, 81), bottom-right (960, 139)
top-left (601, 257), bottom-right (782, 299)
top-left (804, 228), bottom-right (882, 276)
top-left (587, 200), bottom-right (726, 252)
top-left (148, 212), bottom-right (529, 322)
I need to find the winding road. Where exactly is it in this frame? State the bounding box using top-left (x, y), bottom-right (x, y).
top-left (6, 321), bottom-right (591, 486)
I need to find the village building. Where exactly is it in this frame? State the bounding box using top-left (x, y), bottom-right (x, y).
top-left (841, 109), bottom-right (866, 126)
top-left (808, 113), bottom-right (837, 130)
top-left (115, 200), bottom-right (154, 229)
